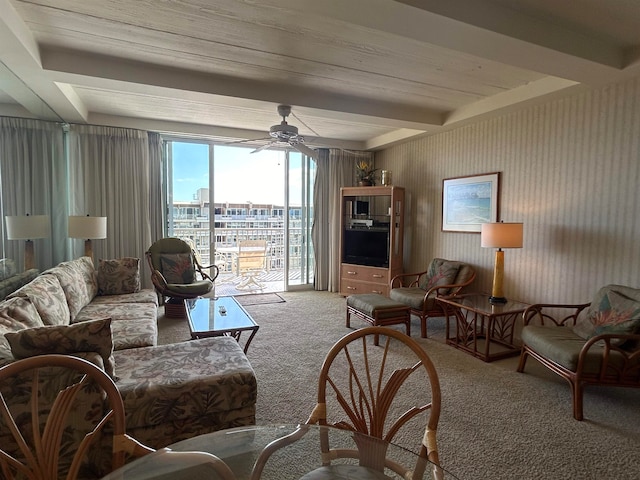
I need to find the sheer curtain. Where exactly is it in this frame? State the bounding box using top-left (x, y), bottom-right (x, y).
top-left (67, 125), bottom-right (163, 288)
top-left (0, 117), bottom-right (66, 271)
top-left (312, 148), bottom-right (374, 291)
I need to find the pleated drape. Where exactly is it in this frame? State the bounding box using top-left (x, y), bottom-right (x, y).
top-left (312, 148), bottom-right (373, 292)
top-left (0, 117), bottom-right (66, 271)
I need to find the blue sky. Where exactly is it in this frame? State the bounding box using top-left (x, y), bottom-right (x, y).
top-left (171, 143), bottom-right (288, 204)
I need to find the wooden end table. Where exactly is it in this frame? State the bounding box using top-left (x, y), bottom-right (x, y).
top-left (186, 296), bottom-right (259, 353)
top-left (437, 293), bottom-right (529, 362)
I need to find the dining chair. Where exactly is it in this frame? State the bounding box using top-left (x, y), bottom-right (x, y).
top-left (252, 326), bottom-right (444, 480)
top-left (0, 353), bottom-right (155, 479)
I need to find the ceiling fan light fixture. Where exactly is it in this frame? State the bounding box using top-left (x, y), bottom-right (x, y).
top-left (270, 122), bottom-right (299, 141)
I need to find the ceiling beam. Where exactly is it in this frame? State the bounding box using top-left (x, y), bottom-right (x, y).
top-left (41, 47), bottom-right (445, 129)
top-left (270, 0), bottom-right (626, 84)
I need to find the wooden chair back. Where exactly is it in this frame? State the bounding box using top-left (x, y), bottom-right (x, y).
top-left (306, 326), bottom-right (443, 478)
top-left (0, 354), bottom-right (153, 480)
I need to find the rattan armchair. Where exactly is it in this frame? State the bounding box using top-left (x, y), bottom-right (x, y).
top-left (146, 237), bottom-right (219, 305)
top-left (390, 258), bottom-right (476, 338)
top-left (517, 284), bottom-right (640, 420)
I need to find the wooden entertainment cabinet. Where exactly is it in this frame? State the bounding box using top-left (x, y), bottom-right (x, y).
top-left (339, 186), bottom-right (405, 296)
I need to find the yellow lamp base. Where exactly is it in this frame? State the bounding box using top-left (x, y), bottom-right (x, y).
top-left (490, 249), bottom-right (507, 304)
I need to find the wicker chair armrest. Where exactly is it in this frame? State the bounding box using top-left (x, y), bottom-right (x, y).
top-left (390, 270), bottom-right (428, 288)
top-left (150, 269), bottom-right (168, 290)
top-left (577, 333), bottom-right (640, 380)
top-left (523, 303), bottom-right (590, 326)
top-left (195, 263), bottom-right (220, 282)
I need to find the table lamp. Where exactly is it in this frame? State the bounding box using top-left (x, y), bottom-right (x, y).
top-left (5, 214), bottom-right (50, 270)
top-left (68, 215), bottom-right (107, 259)
top-left (481, 221), bottom-right (523, 304)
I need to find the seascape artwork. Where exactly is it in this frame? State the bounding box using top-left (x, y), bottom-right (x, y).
top-left (445, 182), bottom-right (492, 224)
top-left (442, 173), bottom-right (499, 232)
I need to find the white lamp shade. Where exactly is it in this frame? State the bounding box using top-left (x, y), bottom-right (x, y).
top-left (481, 222), bottom-right (523, 248)
top-left (68, 216), bottom-right (107, 239)
top-left (5, 215), bottom-right (50, 240)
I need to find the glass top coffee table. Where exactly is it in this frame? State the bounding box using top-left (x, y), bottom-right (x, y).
top-left (186, 296), bottom-right (259, 353)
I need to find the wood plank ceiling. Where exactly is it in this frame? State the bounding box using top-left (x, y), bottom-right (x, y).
top-left (1, 0), bottom-right (640, 151)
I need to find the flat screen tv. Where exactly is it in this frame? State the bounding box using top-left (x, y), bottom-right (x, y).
top-left (343, 228), bottom-right (389, 267)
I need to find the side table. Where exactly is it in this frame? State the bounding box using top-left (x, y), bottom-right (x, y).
top-left (437, 293), bottom-right (529, 362)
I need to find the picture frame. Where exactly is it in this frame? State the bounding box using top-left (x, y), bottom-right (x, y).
top-left (442, 172), bottom-right (500, 232)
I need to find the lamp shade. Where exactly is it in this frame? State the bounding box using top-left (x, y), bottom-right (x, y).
top-left (481, 222), bottom-right (523, 249)
top-left (68, 216), bottom-right (107, 239)
top-left (5, 215), bottom-right (50, 240)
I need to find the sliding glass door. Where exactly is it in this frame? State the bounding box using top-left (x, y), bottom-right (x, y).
top-left (164, 139), bottom-right (315, 294)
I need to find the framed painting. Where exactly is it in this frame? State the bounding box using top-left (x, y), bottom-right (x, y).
top-left (442, 172), bottom-right (499, 232)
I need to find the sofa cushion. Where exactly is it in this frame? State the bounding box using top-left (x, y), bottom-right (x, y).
top-left (8, 274), bottom-right (70, 326)
top-left (44, 258), bottom-right (96, 322)
top-left (5, 318), bottom-right (116, 378)
top-left (0, 297), bottom-right (45, 367)
top-left (97, 257), bottom-right (141, 295)
top-left (0, 296), bottom-right (44, 333)
top-left (0, 258), bottom-right (17, 281)
top-left (573, 285), bottom-right (640, 342)
top-left (114, 337), bottom-right (256, 428)
top-left (419, 258), bottom-right (461, 292)
top-left (90, 289), bottom-right (158, 306)
top-left (74, 302), bottom-right (158, 350)
top-left (159, 253), bottom-right (195, 284)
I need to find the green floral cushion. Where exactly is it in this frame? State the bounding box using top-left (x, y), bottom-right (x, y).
top-left (573, 285), bottom-right (640, 342)
top-left (159, 253), bottom-right (195, 284)
top-left (97, 257), bottom-right (141, 295)
top-left (8, 274), bottom-right (71, 326)
top-left (419, 258), bottom-right (461, 292)
top-left (5, 318), bottom-right (116, 378)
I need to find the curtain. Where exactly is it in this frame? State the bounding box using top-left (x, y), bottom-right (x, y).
top-left (0, 117), bottom-right (66, 271)
top-left (67, 125), bottom-right (161, 288)
top-left (312, 148), bottom-right (374, 291)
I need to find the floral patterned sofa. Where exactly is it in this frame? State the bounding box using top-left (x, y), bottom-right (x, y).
top-left (0, 257), bottom-right (257, 477)
top-left (0, 258), bottom-right (39, 300)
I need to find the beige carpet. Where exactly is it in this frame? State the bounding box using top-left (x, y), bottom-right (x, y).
top-left (157, 290), bottom-right (640, 480)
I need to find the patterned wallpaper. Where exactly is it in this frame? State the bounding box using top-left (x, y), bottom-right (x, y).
top-left (376, 76), bottom-right (640, 304)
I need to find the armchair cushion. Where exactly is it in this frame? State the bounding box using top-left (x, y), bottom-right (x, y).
top-left (418, 258), bottom-right (461, 292)
top-left (388, 287), bottom-right (438, 311)
top-left (0, 258), bottom-right (17, 281)
top-left (5, 318), bottom-right (116, 378)
top-left (573, 285), bottom-right (640, 343)
top-left (98, 257), bottom-right (141, 295)
top-left (159, 253), bottom-right (196, 284)
top-left (521, 325), bottom-right (637, 375)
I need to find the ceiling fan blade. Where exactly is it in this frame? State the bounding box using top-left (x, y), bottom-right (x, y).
top-left (251, 141), bottom-right (276, 154)
top-left (292, 142), bottom-right (318, 160)
top-left (224, 137), bottom-right (270, 146)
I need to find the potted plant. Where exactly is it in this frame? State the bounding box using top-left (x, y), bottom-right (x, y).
top-left (355, 160), bottom-right (378, 186)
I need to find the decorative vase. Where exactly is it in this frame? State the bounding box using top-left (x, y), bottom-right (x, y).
top-left (358, 179), bottom-right (373, 186)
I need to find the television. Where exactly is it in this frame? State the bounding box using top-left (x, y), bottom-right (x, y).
top-left (343, 228), bottom-right (389, 267)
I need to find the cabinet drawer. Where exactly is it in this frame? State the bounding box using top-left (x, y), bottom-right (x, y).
top-left (341, 264), bottom-right (388, 285)
top-left (340, 278), bottom-right (388, 296)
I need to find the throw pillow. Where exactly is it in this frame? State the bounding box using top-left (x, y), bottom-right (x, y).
top-left (419, 258), bottom-right (461, 293)
top-left (159, 253), bottom-right (196, 284)
top-left (573, 286), bottom-right (640, 342)
top-left (5, 318), bottom-right (116, 378)
top-left (97, 257), bottom-right (141, 295)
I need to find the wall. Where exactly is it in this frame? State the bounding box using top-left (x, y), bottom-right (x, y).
top-left (376, 76), bottom-right (640, 304)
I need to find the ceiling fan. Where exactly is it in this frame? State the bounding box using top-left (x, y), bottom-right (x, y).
top-left (231, 105), bottom-right (319, 160)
